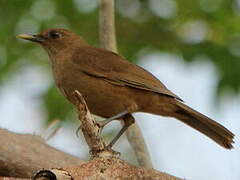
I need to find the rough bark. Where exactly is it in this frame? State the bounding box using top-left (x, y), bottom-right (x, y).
top-left (0, 92), bottom-right (182, 180)
top-left (74, 90), bottom-right (105, 153)
top-left (99, 0), bottom-right (153, 168)
top-left (0, 178), bottom-right (29, 180)
top-left (57, 158), bottom-right (181, 180)
top-left (0, 128), bottom-right (83, 178)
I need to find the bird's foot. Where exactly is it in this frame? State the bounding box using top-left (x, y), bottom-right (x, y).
top-left (76, 125), bottom-right (81, 137)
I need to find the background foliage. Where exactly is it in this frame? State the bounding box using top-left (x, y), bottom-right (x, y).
top-left (0, 0), bottom-right (240, 122)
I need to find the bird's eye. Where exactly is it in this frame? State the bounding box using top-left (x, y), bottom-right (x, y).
top-left (49, 31), bottom-right (61, 39)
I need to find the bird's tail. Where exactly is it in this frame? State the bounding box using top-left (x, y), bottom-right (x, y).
top-left (173, 100), bottom-right (234, 149)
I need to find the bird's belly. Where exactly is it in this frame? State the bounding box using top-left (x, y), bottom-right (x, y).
top-left (57, 72), bottom-right (135, 118)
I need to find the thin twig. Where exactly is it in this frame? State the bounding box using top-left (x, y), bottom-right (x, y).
top-left (99, 0), bottom-right (117, 52)
top-left (125, 123), bottom-right (153, 168)
top-left (41, 119), bottom-right (61, 141)
top-left (98, 0), bottom-right (153, 168)
top-left (73, 90), bottom-right (105, 153)
top-left (73, 90), bottom-right (119, 158)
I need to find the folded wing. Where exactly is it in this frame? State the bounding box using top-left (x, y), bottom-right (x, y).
top-left (72, 46), bottom-right (182, 101)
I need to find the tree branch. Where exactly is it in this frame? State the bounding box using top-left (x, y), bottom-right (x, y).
top-left (99, 0), bottom-right (117, 52)
top-left (0, 128), bottom-right (83, 178)
top-left (0, 91), bottom-right (182, 180)
top-left (0, 91), bottom-right (182, 179)
top-left (74, 90), bottom-right (105, 153)
top-left (73, 90), bottom-right (119, 158)
top-left (99, 0), bottom-right (153, 168)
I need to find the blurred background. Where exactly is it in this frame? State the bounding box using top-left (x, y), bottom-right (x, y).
top-left (0, 0), bottom-right (240, 179)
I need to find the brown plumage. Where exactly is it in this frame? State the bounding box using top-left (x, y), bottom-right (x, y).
top-left (17, 28), bottom-right (234, 149)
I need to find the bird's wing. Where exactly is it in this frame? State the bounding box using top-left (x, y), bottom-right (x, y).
top-left (72, 46), bottom-right (182, 101)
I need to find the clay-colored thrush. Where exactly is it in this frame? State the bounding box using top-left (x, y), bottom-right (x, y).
top-left (17, 29), bottom-right (234, 149)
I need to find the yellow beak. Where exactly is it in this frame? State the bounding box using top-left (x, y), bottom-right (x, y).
top-left (17, 34), bottom-right (44, 43)
top-left (17, 34), bottom-right (35, 40)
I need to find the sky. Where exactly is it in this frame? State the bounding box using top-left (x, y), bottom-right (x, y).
top-left (0, 52), bottom-right (239, 180)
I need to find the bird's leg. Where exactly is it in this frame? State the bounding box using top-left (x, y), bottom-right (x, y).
top-left (107, 124), bottom-right (129, 148)
top-left (107, 114), bottom-right (135, 148)
top-left (97, 110), bottom-right (129, 128)
top-left (76, 110), bottom-right (129, 137)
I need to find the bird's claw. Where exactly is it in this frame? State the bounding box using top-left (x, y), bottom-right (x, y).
top-left (76, 125), bottom-right (81, 137)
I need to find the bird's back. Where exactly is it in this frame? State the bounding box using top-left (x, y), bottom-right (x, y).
top-left (71, 46), bottom-right (182, 101)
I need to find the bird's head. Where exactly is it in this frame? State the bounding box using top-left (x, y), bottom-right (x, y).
top-left (17, 28), bottom-right (87, 56)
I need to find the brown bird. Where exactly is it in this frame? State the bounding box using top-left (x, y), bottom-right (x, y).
top-left (17, 29), bottom-right (234, 149)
